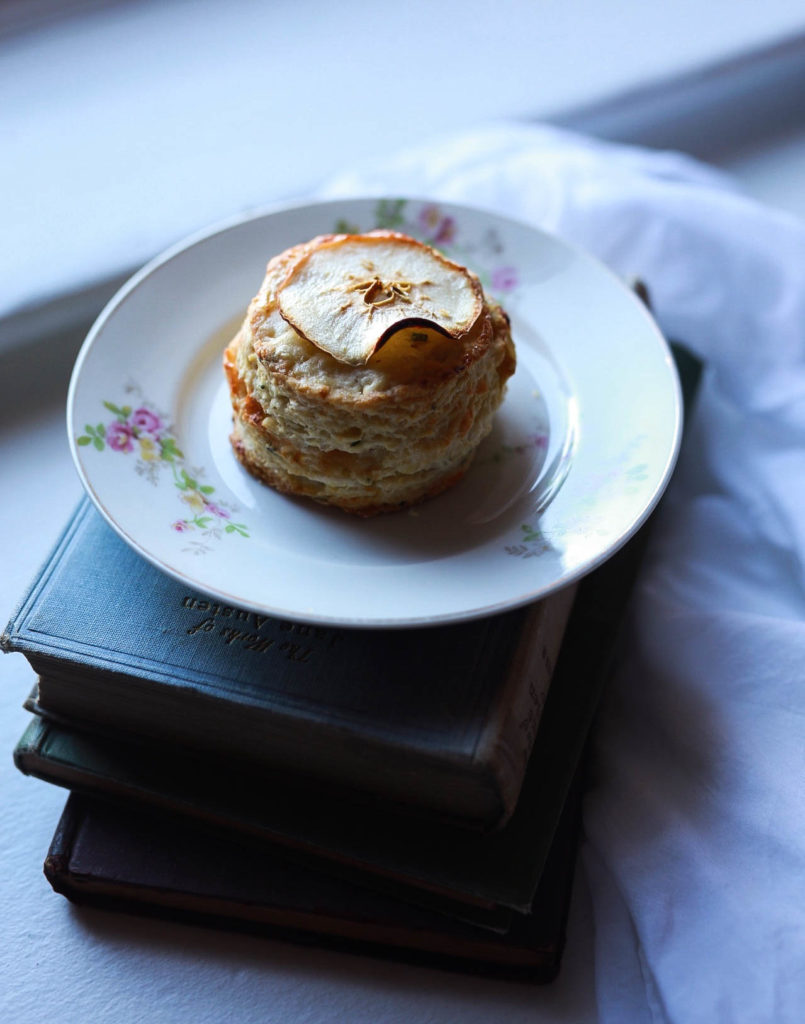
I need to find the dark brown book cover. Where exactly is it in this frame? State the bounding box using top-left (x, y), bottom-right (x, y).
top-left (43, 777), bottom-right (582, 982)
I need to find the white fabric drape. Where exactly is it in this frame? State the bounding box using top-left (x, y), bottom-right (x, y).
top-left (322, 122), bottom-right (805, 1023)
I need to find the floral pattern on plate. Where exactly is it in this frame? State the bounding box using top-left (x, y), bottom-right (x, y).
top-left (76, 386), bottom-right (248, 551)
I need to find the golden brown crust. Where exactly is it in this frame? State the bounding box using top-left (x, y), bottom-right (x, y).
top-left (223, 233), bottom-right (516, 515)
top-left (229, 426), bottom-right (476, 518)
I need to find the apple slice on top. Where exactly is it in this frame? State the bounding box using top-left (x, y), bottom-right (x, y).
top-left (276, 231), bottom-right (484, 366)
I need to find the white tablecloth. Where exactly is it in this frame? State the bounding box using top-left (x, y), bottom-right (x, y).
top-left (323, 121), bottom-right (805, 1023)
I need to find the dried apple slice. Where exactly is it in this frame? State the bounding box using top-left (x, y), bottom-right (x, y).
top-left (276, 232), bottom-right (483, 365)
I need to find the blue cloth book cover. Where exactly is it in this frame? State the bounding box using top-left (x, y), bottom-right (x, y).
top-left (3, 500), bottom-right (575, 830)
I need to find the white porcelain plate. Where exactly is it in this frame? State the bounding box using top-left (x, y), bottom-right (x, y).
top-left (68, 197), bottom-right (681, 628)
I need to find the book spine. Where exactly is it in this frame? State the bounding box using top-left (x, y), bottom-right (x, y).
top-left (475, 584), bottom-right (578, 827)
top-left (42, 794), bottom-right (84, 900)
top-left (12, 718), bottom-right (47, 777)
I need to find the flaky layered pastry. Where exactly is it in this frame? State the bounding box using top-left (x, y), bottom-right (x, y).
top-left (223, 230), bottom-right (516, 516)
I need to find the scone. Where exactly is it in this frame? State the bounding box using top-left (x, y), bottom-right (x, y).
top-left (223, 230), bottom-right (515, 516)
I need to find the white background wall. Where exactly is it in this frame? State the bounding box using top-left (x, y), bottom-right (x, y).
top-left (3, 0), bottom-right (805, 342)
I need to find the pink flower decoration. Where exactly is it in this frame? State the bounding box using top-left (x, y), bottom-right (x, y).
top-left (514, 433), bottom-right (549, 455)
top-left (205, 502), bottom-right (230, 519)
top-left (491, 266), bottom-right (518, 292)
top-left (418, 204), bottom-right (441, 232)
top-left (172, 520), bottom-right (191, 532)
top-left (132, 406), bottom-right (162, 434)
top-left (417, 205), bottom-right (456, 246)
top-left (108, 421), bottom-right (135, 452)
top-left (432, 216), bottom-right (456, 245)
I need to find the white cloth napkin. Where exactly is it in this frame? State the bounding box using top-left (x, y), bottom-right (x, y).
top-left (322, 122), bottom-right (805, 1023)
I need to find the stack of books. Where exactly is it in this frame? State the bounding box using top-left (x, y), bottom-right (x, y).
top-left (3, 343), bottom-right (699, 981)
